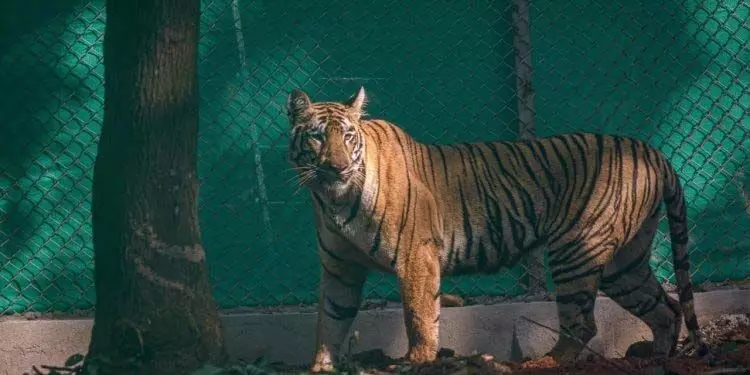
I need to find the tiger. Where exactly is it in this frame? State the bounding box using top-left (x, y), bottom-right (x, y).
top-left (285, 87), bottom-right (707, 372)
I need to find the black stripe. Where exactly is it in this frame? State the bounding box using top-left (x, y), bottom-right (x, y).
top-left (667, 210), bottom-right (686, 225)
top-left (465, 144), bottom-right (485, 198)
top-left (436, 145), bottom-right (450, 187)
top-left (499, 144), bottom-right (537, 222)
top-left (569, 134), bottom-right (591, 192)
top-left (452, 144), bottom-right (469, 179)
top-left (364, 127), bottom-right (383, 219)
top-left (629, 141), bottom-right (641, 232)
top-left (548, 233), bottom-right (585, 265)
top-left (672, 251), bottom-right (690, 271)
top-left (370, 203), bottom-right (387, 256)
top-left (549, 214), bottom-right (610, 265)
top-left (550, 222), bottom-right (613, 268)
top-left (477, 144), bottom-right (503, 252)
top-left (447, 232), bottom-right (457, 268)
top-left (668, 199), bottom-right (688, 246)
top-left (476, 238), bottom-right (488, 272)
top-left (549, 135), bottom-right (609, 245)
top-left (404, 186), bottom-right (420, 271)
top-left (535, 141), bottom-right (561, 197)
top-left (344, 192), bottom-right (361, 225)
top-left (471, 144), bottom-right (505, 266)
top-left (318, 233), bottom-right (344, 262)
top-left (637, 142), bottom-right (654, 222)
top-left (544, 138), bottom-right (573, 238)
top-left (603, 269), bottom-right (652, 299)
top-left (671, 231), bottom-right (689, 245)
top-left (509, 216), bottom-right (526, 252)
top-left (322, 262), bottom-right (357, 288)
top-left (370, 230), bottom-right (382, 256)
top-left (483, 144), bottom-right (523, 227)
top-left (425, 145), bottom-right (439, 188)
top-left (613, 136), bottom-right (625, 215)
top-left (664, 175), bottom-right (679, 204)
top-left (553, 265), bottom-right (603, 285)
top-left (601, 249), bottom-right (650, 285)
top-left (485, 144), bottom-right (524, 221)
top-left (480, 169), bottom-right (507, 265)
top-left (584, 136), bottom-right (618, 222)
top-left (560, 135), bottom-right (603, 239)
top-left (391, 129), bottom-right (413, 269)
top-left (367, 124), bottom-right (389, 255)
top-left (550, 241), bottom-right (611, 280)
top-left (505, 145), bottom-right (538, 237)
top-left (631, 296), bottom-right (661, 317)
top-left (677, 283), bottom-right (695, 304)
top-left (550, 136), bottom-right (573, 209)
top-left (550, 137), bottom-right (581, 229)
top-left (515, 142), bottom-right (541, 179)
top-left (556, 290), bottom-right (595, 307)
top-left (515, 143), bottom-right (548, 231)
top-left (418, 145), bottom-right (432, 188)
top-left (458, 183), bottom-right (473, 260)
top-left (494, 214), bottom-right (508, 265)
top-left (325, 297), bottom-right (358, 320)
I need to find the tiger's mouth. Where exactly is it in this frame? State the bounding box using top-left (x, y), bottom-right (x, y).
top-left (315, 168), bottom-right (344, 184)
top-left (292, 159), bottom-right (360, 192)
top-left (308, 165), bottom-right (357, 190)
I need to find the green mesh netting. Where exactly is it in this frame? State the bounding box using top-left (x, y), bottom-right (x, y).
top-left (0, 0), bottom-right (747, 313)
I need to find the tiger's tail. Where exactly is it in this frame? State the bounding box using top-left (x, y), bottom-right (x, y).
top-left (663, 162), bottom-right (708, 357)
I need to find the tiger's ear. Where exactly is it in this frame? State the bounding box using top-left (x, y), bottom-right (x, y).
top-left (286, 89), bottom-right (311, 125)
top-left (346, 86), bottom-right (367, 119)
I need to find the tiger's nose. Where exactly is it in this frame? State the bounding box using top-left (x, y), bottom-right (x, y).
top-left (321, 161), bottom-right (347, 174)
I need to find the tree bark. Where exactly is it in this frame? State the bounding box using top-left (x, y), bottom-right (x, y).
top-left (85, 0), bottom-right (226, 374)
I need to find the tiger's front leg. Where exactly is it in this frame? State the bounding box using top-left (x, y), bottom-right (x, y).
top-left (311, 254), bottom-right (367, 373)
top-left (397, 240), bottom-right (442, 364)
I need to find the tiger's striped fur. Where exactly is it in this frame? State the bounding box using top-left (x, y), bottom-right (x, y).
top-left (286, 87), bottom-right (706, 372)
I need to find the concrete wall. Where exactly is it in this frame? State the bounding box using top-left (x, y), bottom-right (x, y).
top-left (2, 289), bottom-right (749, 374)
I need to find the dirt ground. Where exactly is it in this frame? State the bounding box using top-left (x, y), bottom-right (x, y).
top-left (23, 313), bottom-right (750, 374)
top-left (267, 313), bottom-right (750, 374)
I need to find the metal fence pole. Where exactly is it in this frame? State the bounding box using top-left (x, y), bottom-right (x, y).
top-left (512, 0), bottom-right (545, 295)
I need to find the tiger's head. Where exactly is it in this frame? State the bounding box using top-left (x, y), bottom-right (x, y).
top-left (286, 87), bottom-right (368, 195)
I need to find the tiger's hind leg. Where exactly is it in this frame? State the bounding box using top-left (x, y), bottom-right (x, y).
top-left (546, 241), bottom-right (613, 363)
top-left (600, 209), bottom-right (681, 359)
top-left (547, 275), bottom-right (601, 362)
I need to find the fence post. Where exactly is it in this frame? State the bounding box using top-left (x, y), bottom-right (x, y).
top-left (512, 0), bottom-right (545, 295)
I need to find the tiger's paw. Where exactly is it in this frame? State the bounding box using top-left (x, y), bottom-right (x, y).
top-left (310, 346), bottom-right (336, 373)
top-left (625, 340), bottom-right (656, 359)
top-left (405, 345), bottom-right (438, 364)
top-left (310, 361), bottom-right (335, 373)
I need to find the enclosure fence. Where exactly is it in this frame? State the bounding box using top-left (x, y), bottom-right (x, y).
top-left (0, 0), bottom-right (748, 314)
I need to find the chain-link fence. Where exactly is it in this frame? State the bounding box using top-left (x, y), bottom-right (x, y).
top-left (0, 0), bottom-right (747, 315)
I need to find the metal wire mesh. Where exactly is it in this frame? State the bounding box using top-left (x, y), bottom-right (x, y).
top-left (0, 0), bottom-right (747, 314)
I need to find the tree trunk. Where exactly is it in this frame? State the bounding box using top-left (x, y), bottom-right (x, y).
top-left (85, 0), bottom-right (226, 374)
